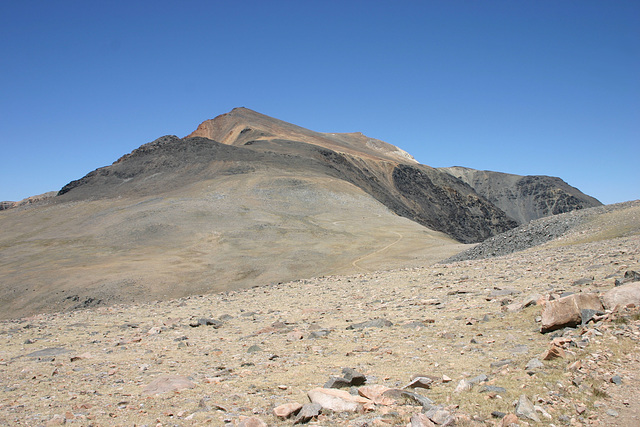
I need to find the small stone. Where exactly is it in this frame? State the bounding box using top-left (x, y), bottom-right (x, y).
top-left (441, 374), bottom-right (452, 383)
top-left (454, 379), bottom-right (472, 393)
top-left (522, 294), bottom-right (543, 307)
top-left (273, 402), bottom-right (303, 419)
top-left (346, 318), bottom-right (393, 330)
top-left (610, 375), bottom-right (622, 385)
top-left (469, 374), bottom-right (488, 384)
top-left (307, 330), bottom-right (330, 339)
top-left (516, 394), bottom-right (541, 423)
top-left (606, 409), bottom-right (619, 417)
top-left (500, 413), bottom-right (519, 426)
top-left (147, 326), bottom-right (162, 335)
top-left (404, 376), bottom-right (434, 389)
top-left (425, 408), bottom-right (454, 426)
top-left (324, 376), bottom-right (351, 389)
top-left (381, 389), bottom-right (434, 409)
top-left (410, 413), bottom-right (436, 427)
top-left (576, 404), bottom-right (587, 415)
top-left (542, 345), bottom-right (565, 360)
top-left (567, 360), bottom-right (582, 371)
top-left (580, 308), bottom-right (603, 326)
top-left (286, 330), bottom-right (304, 341)
top-left (247, 345), bottom-right (262, 353)
top-left (293, 403), bottom-right (322, 424)
top-left (480, 385), bottom-right (506, 394)
top-left (490, 359), bottom-right (513, 368)
top-left (525, 358), bottom-right (544, 370)
top-left (237, 416), bottom-right (267, 427)
top-left (342, 367), bottom-right (366, 385)
top-left (70, 352), bottom-right (93, 362)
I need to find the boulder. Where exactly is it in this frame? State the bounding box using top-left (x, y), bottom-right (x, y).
top-left (273, 402), bottom-right (303, 419)
top-left (307, 387), bottom-right (372, 412)
top-left (540, 293), bottom-right (603, 333)
top-left (602, 282), bottom-right (640, 310)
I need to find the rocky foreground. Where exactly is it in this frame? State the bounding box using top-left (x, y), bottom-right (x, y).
top-left (1, 202), bottom-right (639, 426)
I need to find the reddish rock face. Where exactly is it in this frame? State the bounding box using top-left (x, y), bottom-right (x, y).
top-left (540, 293), bottom-right (603, 333)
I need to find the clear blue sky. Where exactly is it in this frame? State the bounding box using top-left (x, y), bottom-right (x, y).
top-left (1, 1), bottom-right (638, 205)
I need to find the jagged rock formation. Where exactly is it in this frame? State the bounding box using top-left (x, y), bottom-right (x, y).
top-left (439, 166), bottom-right (602, 224)
top-left (58, 108), bottom-right (516, 243)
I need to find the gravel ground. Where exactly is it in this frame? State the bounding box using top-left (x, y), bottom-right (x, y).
top-left (443, 200), bottom-right (640, 263)
top-left (1, 204), bottom-right (639, 426)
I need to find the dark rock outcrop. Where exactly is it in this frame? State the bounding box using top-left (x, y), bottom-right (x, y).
top-left (439, 166), bottom-right (602, 224)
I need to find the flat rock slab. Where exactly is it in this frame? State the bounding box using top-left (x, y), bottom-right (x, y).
top-left (141, 374), bottom-right (195, 396)
top-left (346, 318), bottom-right (392, 330)
top-left (25, 347), bottom-right (70, 358)
top-left (358, 384), bottom-right (395, 405)
top-left (273, 402), bottom-right (303, 419)
top-left (307, 387), bottom-right (371, 412)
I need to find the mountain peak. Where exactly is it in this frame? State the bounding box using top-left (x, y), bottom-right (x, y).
top-left (186, 108), bottom-right (417, 164)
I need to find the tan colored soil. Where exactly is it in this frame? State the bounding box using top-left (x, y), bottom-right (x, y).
top-left (1, 219), bottom-right (639, 426)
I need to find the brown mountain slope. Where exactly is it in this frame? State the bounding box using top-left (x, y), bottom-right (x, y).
top-left (58, 109), bottom-right (517, 243)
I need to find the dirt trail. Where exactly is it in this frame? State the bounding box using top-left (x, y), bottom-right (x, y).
top-left (352, 230), bottom-right (404, 272)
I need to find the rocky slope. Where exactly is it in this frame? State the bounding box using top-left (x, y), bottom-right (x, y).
top-left (1, 200), bottom-right (639, 426)
top-left (439, 166), bottom-right (602, 224)
top-left (446, 200), bottom-right (640, 263)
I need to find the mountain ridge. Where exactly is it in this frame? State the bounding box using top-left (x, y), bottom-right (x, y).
top-left (439, 166), bottom-right (602, 224)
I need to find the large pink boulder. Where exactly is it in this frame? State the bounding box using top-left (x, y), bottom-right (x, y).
top-left (540, 293), bottom-right (603, 333)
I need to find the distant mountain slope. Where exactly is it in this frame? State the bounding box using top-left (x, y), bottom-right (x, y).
top-left (57, 109), bottom-right (517, 243)
top-left (0, 107), bottom-right (607, 319)
top-left (439, 166), bottom-right (602, 224)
